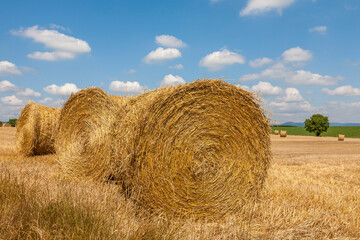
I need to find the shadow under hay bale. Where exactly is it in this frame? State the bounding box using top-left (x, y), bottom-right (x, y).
top-left (280, 130), bottom-right (287, 137)
top-left (338, 134), bottom-right (345, 141)
top-left (111, 79), bottom-right (272, 220)
top-left (16, 102), bottom-right (60, 156)
top-left (55, 88), bottom-right (131, 181)
top-left (274, 130), bottom-right (279, 135)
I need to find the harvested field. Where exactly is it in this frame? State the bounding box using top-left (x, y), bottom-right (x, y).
top-left (1, 127), bottom-right (359, 239)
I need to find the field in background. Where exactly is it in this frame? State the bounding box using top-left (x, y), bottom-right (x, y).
top-left (1, 127), bottom-right (359, 239)
top-left (271, 126), bottom-right (360, 138)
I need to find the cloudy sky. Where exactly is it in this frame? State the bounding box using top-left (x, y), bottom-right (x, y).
top-left (1, 0), bottom-right (359, 123)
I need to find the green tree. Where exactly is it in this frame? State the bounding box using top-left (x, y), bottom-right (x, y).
top-left (304, 114), bottom-right (329, 136)
top-left (8, 118), bottom-right (17, 127)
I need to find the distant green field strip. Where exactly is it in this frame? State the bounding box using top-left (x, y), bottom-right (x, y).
top-left (271, 126), bottom-right (360, 138)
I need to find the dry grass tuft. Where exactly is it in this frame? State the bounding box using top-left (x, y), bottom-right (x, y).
top-left (55, 88), bottom-right (130, 181)
top-left (16, 101), bottom-right (60, 156)
top-left (111, 79), bottom-right (271, 220)
top-left (280, 130), bottom-right (287, 137)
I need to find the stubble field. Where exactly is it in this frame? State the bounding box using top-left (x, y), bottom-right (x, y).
top-left (0, 127), bottom-right (359, 239)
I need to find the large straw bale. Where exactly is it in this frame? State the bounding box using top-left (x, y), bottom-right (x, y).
top-left (3, 123), bottom-right (11, 127)
top-left (274, 130), bottom-right (279, 135)
top-left (338, 134), bottom-right (345, 141)
top-left (280, 130), bottom-right (287, 137)
top-left (111, 79), bottom-right (271, 219)
top-left (0, 121), bottom-right (2, 127)
top-left (16, 101), bottom-right (60, 156)
top-left (55, 88), bottom-right (130, 181)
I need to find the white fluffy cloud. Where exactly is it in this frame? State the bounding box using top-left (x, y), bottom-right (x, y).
top-left (282, 47), bottom-right (313, 62)
top-left (12, 25), bottom-right (91, 61)
top-left (249, 57), bottom-right (273, 68)
top-left (38, 97), bottom-right (54, 104)
top-left (199, 49), bottom-right (245, 71)
top-left (1, 95), bottom-right (25, 106)
top-left (236, 84), bottom-right (251, 91)
top-left (169, 64), bottom-right (184, 70)
top-left (109, 81), bottom-right (144, 94)
top-left (239, 63), bottom-right (288, 81)
top-left (0, 80), bottom-right (18, 92)
top-left (322, 85), bottom-right (360, 96)
top-left (43, 83), bottom-right (80, 96)
top-left (143, 47), bottom-right (182, 64)
top-left (269, 100), bottom-right (315, 113)
top-left (155, 35), bottom-right (186, 48)
top-left (0, 61), bottom-right (21, 75)
top-left (0, 104), bottom-right (21, 120)
top-left (239, 63), bottom-right (340, 86)
top-left (322, 101), bottom-right (360, 122)
top-left (27, 51), bottom-right (76, 61)
top-left (240, 0), bottom-right (295, 16)
top-left (309, 26), bottom-right (327, 34)
top-left (238, 74), bottom-right (260, 82)
top-left (279, 88), bottom-right (304, 102)
top-left (37, 97), bottom-right (64, 107)
top-left (50, 24), bottom-right (68, 32)
top-left (16, 88), bottom-right (41, 97)
top-left (251, 81), bottom-right (283, 95)
top-left (287, 70), bottom-right (340, 85)
top-left (160, 74), bottom-right (186, 87)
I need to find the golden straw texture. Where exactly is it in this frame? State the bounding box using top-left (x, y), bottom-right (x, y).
top-left (16, 101), bottom-right (60, 156)
top-left (274, 130), bottom-right (279, 135)
top-left (55, 88), bottom-right (130, 181)
top-left (280, 130), bottom-right (287, 137)
top-left (338, 134), bottom-right (345, 141)
top-left (111, 79), bottom-right (272, 220)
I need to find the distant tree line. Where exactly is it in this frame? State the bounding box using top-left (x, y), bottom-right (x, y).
top-left (2, 119), bottom-right (17, 127)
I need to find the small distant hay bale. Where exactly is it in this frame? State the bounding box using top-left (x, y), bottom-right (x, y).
top-left (16, 101), bottom-right (61, 156)
top-left (0, 121), bottom-right (3, 127)
top-left (3, 123), bottom-right (11, 127)
top-left (338, 134), bottom-right (345, 141)
top-left (55, 88), bottom-right (130, 181)
top-left (280, 130), bottom-right (287, 137)
top-left (111, 79), bottom-right (272, 220)
top-left (274, 130), bottom-right (279, 135)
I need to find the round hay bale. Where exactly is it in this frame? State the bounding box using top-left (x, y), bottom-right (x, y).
top-left (111, 79), bottom-right (272, 219)
top-left (338, 134), bottom-right (345, 141)
top-left (55, 88), bottom-right (130, 181)
top-left (0, 121), bottom-right (3, 127)
top-left (280, 130), bottom-right (287, 137)
top-left (3, 123), bottom-right (11, 127)
top-left (16, 101), bottom-right (61, 156)
top-left (274, 130), bottom-right (279, 135)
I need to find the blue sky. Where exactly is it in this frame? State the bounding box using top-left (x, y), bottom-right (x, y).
top-left (1, 0), bottom-right (359, 123)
